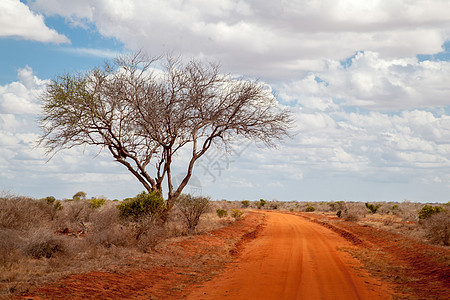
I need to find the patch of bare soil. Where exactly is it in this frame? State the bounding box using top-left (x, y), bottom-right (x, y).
top-left (16, 212), bottom-right (265, 299)
top-left (295, 212), bottom-right (450, 300)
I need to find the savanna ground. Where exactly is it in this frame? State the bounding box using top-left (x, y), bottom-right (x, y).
top-left (0, 194), bottom-right (449, 299)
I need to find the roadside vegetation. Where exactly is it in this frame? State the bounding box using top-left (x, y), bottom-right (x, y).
top-left (250, 199), bottom-right (449, 246)
top-left (0, 191), bottom-right (243, 296)
top-left (1, 192), bottom-right (448, 297)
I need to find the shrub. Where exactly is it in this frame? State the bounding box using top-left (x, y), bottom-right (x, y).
top-left (90, 198), bottom-right (106, 209)
top-left (134, 215), bottom-right (166, 252)
top-left (42, 196), bottom-right (56, 205)
top-left (256, 199), bottom-right (266, 209)
top-left (23, 229), bottom-right (67, 259)
top-left (365, 203), bottom-right (381, 214)
top-left (423, 210), bottom-right (450, 246)
top-left (87, 205), bottom-right (133, 248)
top-left (342, 203), bottom-right (366, 221)
top-left (241, 200), bottom-right (250, 208)
top-left (391, 204), bottom-right (399, 211)
top-left (62, 200), bottom-right (93, 227)
top-left (0, 195), bottom-right (53, 229)
top-left (328, 201), bottom-right (345, 211)
top-left (305, 205), bottom-right (316, 212)
top-left (418, 204), bottom-right (444, 220)
top-left (118, 191), bottom-right (166, 221)
top-left (176, 194), bottom-right (211, 234)
top-left (216, 209), bottom-right (228, 218)
top-left (0, 229), bottom-right (20, 269)
top-left (336, 209), bottom-right (342, 218)
top-left (231, 209), bottom-right (244, 219)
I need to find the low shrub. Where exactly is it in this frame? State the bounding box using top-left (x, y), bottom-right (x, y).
top-left (216, 209), bottom-right (228, 218)
top-left (23, 229), bottom-right (67, 259)
top-left (87, 205), bottom-right (133, 248)
top-left (342, 203), bottom-right (366, 221)
top-left (90, 198), bottom-right (106, 209)
top-left (418, 204), bottom-right (444, 220)
top-left (0, 229), bottom-right (20, 269)
top-left (391, 204), bottom-right (399, 211)
top-left (365, 203), bottom-right (381, 214)
top-left (231, 209), bottom-right (244, 219)
top-left (0, 195), bottom-right (53, 229)
top-left (241, 200), bottom-right (250, 208)
top-left (336, 210), bottom-right (342, 218)
top-left (118, 191), bottom-right (166, 221)
top-left (176, 194), bottom-right (211, 234)
top-left (256, 199), bottom-right (266, 209)
top-left (305, 205), bottom-right (316, 212)
top-left (423, 210), bottom-right (450, 246)
top-left (135, 216), bottom-right (166, 252)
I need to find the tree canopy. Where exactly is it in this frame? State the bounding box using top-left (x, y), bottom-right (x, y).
top-left (39, 52), bottom-right (293, 211)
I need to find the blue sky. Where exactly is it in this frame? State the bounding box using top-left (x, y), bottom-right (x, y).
top-left (1, 0), bottom-right (450, 202)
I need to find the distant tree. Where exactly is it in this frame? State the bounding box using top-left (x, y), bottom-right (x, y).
top-left (73, 191), bottom-right (87, 201)
top-left (39, 52), bottom-right (292, 216)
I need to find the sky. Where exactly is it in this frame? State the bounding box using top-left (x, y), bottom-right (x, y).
top-left (1, 0), bottom-right (450, 203)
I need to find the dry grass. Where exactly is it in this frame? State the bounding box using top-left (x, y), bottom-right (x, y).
top-left (0, 193), bottom-right (238, 297)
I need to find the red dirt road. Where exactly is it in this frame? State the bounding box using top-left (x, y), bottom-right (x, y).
top-left (186, 212), bottom-right (392, 299)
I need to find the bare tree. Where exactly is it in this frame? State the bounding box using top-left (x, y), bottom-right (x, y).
top-left (39, 52), bottom-right (292, 215)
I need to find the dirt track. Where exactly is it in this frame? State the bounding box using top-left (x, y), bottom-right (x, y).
top-left (186, 212), bottom-right (392, 299)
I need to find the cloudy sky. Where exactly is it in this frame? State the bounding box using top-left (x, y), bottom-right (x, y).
top-left (1, 0), bottom-right (450, 202)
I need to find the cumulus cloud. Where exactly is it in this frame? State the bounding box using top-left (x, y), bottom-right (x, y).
top-left (29, 0), bottom-right (450, 79)
top-left (0, 66), bottom-right (47, 115)
top-left (278, 51), bottom-right (450, 110)
top-left (3, 0), bottom-right (450, 201)
top-left (0, 0), bottom-right (69, 44)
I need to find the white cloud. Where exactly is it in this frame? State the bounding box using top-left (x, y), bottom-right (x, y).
top-left (3, 1), bottom-right (450, 201)
top-left (0, 66), bottom-right (47, 115)
top-left (279, 51), bottom-right (450, 110)
top-left (0, 0), bottom-right (69, 44)
top-left (28, 0), bottom-right (450, 79)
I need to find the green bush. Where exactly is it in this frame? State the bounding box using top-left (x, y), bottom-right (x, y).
top-left (231, 209), bottom-right (244, 219)
top-left (256, 199), bottom-right (266, 209)
top-left (336, 209), bottom-right (342, 218)
top-left (241, 200), bottom-right (250, 208)
top-left (418, 204), bottom-right (444, 220)
top-left (118, 191), bottom-right (165, 221)
top-left (365, 203), bottom-right (381, 214)
top-left (216, 209), bottom-right (228, 218)
top-left (305, 205), bottom-right (316, 212)
top-left (90, 198), bottom-right (106, 209)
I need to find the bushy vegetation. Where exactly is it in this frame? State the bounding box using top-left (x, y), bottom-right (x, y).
top-left (176, 194), bottom-right (211, 234)
top-left (90, 198), bottom-right (106, 209)
top-left (118, 191), bottom-right (166, 221)
top-left (305, 205), bottom-right (316, 212)
top-left (365, 203), bottom-right (381, 214)
top-left (422, 210), bottom-right (450, 246)
top-left (241, 200), bottom-right (250, 208)
top-left (231, 209), bottom-right (244, 219)
top-left (256, 199), bottom-right (266, 209)
top-left (2, 191), bottom-right (448, 297)
top-left (0, 192), bottom-right (236, 296)
top-left (418, 204), bottom-right (444, 220)
top-left (216, 209), bottom-right (228, 218)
